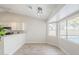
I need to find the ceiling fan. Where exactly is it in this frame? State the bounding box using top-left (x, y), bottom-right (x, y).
top-left (28, 5), bottom-right (43, 16)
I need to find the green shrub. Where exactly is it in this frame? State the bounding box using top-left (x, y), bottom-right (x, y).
top-left (0, 25), bottom-right (6, 37)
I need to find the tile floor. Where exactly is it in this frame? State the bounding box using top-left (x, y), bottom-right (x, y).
top-left (14, 43), bottom-right (65, 55)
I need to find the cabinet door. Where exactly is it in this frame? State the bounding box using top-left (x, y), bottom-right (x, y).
top-left (4, 34), bottom-right (25, 55)
top-left (0, 38), bottom-right (4, 55)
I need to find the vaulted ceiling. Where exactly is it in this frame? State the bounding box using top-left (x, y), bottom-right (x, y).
top-left (0, 4), bottom-right (64, 20)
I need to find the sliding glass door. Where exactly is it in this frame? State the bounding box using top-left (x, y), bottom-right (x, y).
top-left (59, 20), bottom-right (67, 40)
top-left (47, 14), bottom-right (79, 53)
top-left (58, 13), bottom-right (79, 54)
top-left (58, 19), bottom-right (67, 48)
top-left (67, 17), bottom-right (79, 44)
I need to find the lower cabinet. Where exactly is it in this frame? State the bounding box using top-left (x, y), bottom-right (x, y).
top-left (0, 33), bottom-right (25, 55)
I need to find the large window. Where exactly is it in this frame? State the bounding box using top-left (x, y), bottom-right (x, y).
top-left (67, 17), bottom-right (79, 43)
top-left (48, 14), bottom-right (79, 44)
top-left (48, 23), bottom-right (56, 36)
top-left (67, 17), bottom-right (79, 35)
top-left (59, 16), bottom-right (79, 44)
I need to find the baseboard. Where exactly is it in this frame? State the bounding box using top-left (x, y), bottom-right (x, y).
top-left (59, 47), bottom-right (70, 55)
top-left (46, 42), bottom-right (69, 55)
top-left (24, 42), bottom-right (47, 44)
top-left (25, 42), bottom-right (46, 43)
top-left (46, 42), bottom-right (58, 48)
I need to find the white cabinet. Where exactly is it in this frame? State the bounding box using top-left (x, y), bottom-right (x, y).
top-left (3, 33), bottom-right (25, 55)
top-left (0, 40), bottom-right (4, 55)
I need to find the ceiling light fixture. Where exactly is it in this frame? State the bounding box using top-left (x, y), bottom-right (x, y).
top-left (37, 7), bottom-right (42, 16)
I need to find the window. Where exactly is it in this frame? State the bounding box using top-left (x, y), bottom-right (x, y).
top-left (67, 17), bottom-right (79, 43)
top-left (59, 20), bottom-right (66, 40)
top-left (59, 16), bottom-right (79, 44)
top-left (68, 17), bottom-right (79, 35)
top-left (48, 23), bottom-right (56, 36)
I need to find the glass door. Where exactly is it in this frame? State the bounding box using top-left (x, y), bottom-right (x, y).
top-left (67, 17), bottom-right (79, 44)
top-left (58, 19), bottom-right (67, 48)
top-left (58, 14), bottom-right (79, 54)
top-left (47, 22), bottom-right (58, 46)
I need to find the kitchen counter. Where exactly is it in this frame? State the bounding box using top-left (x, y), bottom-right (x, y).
top-left (3, 32), bottom-right (24, 37)
top-left (0, 33), bottom-right (26, 55)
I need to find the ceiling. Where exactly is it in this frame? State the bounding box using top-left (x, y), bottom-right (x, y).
top-left (0, 4), bottom-right (64, 20)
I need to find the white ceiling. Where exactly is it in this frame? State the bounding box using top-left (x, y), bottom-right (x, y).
top-left (0, 4), bottom-right (64, 20)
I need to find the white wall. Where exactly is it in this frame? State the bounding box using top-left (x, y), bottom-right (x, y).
top-left (25, 18), bottom-right (46, 43)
